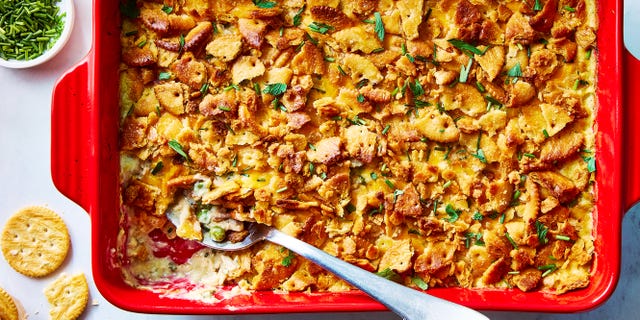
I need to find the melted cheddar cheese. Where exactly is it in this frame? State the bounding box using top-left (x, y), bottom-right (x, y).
top-left (119, 0), bottom-right (597, 299)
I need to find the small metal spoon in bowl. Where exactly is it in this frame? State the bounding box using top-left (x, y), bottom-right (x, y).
top-left (167, 215), bottom-right (489, 320)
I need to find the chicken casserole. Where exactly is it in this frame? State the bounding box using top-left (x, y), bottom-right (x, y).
top-left (118, 0), bottom-right (597, 301)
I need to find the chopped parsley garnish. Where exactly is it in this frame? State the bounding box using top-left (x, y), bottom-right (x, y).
top-left (357, 94), bottom-right (365, 103)
top-left (563, 5), bottom-right (576, 12)
top-left (472, 211), bottom-right (483, 221)
top-left (281, 250), bottom-right (295, 267)
top-left (253, 0), bottom-right (277, 9)
top-left (218, 105), bottom-right (231, 112)
top-left (370, 172), bottom-right (378, 180)
top-left (444, 204), bottom-right (460, 223)
top-left (263, 83), bottom-right (287, 95)
top-left (168, 140), bottom-right (189, 160)
top-left (374, 12), bottom-right (385, 41)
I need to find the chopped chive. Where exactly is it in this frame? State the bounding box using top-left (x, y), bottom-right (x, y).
top-left (253, 0), bottom-right (277, 8)
top-left (337, 65), bottom-right (347, 76)
top-left (374, 12), bottom-right (385, 41)
top-left (168, 140), bottom-right (189, 160)
top-left (161, 5), bottom-right (173, 14)
top-left (276, 186), bottom-right (289, 193)
top-left (555, 235), bottom-right (571, 241)
top-left (293, 5), bottom-right (305, 26)
top-left (370, 172), bottom-right (378, 180)
top-left (505, 232), bottom-right (518, 249)
top-left (200, 82), bottom-right (210, 95)
top-left (444, 204), bottom-right (460, 223)
top-left (308, 143), bottom-right (316, 151)
top-left (412, 276), bottom-right (429, 290)
top-left (151, 161), bottom-right (164, 175)
top-left (384, 179), bottom-right (395, 189)
top-left (533, 0), bottom-right (543, 11)
top-left (308, 21), bottom-right (333, 34)
top-left (218, 105), bottom-right (231, 112)
top-left (382, 124), bottom-right (391, 135)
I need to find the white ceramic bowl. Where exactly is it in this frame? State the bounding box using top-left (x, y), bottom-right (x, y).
top-left (0, 0), bottom-right (75, 69)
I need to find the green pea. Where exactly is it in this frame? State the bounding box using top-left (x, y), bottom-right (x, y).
top-left (210, 226), bottom-right (226, 242)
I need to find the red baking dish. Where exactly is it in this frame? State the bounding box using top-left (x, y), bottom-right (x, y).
top-left (50, 0), bottom-right (640, 314)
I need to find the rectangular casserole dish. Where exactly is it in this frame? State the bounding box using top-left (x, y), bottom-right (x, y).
top-left (50, 0), bottom-right (640, 314)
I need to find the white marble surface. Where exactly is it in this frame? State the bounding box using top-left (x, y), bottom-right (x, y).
top-left (0, 1), bottom-right (639, 319)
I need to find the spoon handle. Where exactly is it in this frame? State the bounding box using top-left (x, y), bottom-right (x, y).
top-left (266, 228), bottom-right (489, 320)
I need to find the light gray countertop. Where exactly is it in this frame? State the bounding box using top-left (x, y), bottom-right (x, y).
top-left (1, 1), bottom-right (639, 319)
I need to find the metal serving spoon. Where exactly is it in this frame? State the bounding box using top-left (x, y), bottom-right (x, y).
top-left (167, 215), bottom-right (489, 320)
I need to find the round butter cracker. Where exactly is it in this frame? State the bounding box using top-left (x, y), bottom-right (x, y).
top-left (0, 286), bottom-right (19, 320)
top-left (1, 206), bottom-right (70, 277)
top-left (44, 273), bottom-right (89, 320)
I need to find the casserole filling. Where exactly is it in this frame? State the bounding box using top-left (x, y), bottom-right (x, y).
top-left (118, 0), bottom-right (597, 301)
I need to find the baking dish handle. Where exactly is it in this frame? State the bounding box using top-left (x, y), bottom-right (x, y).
top-left (624, 49), bottom-right (640, 212)
top-left (51, 58), bottom-right (92, 213)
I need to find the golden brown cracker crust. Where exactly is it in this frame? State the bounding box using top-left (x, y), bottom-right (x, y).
top-left (1, 206), bottom-right (70, 277)
top-left (0, 286), bottom-right (19, 320)
top-left (44, 273), bottom-right (89, 320)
